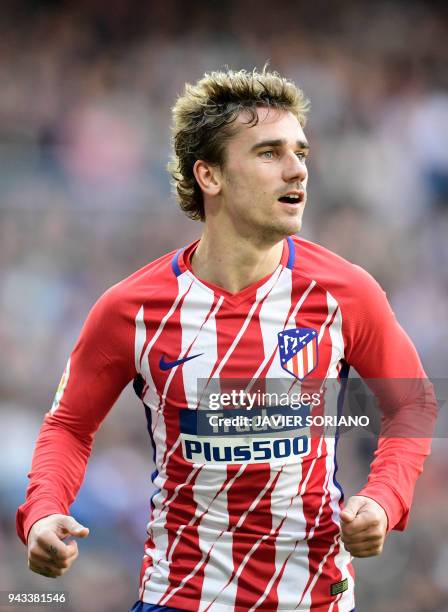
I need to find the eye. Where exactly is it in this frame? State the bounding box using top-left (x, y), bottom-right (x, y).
top-left (295, 151), bottom-right (308, 162)
top-left (260, 150), bottom-right (275, 159)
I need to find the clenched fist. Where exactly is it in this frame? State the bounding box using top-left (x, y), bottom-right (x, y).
top-left (27, 514), bottom-right (89, 578)
top-left (340, 495), bottom-right (388, 558)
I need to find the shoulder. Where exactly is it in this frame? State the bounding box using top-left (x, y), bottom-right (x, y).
top-left (291, 236), bottom-right (386, 305)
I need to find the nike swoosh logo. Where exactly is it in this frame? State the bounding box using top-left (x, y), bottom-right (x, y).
top-left (159, 353), bottom-right (203, 371)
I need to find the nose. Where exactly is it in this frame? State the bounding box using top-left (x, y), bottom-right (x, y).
top-left (282, 151), bottom-right (307, 183)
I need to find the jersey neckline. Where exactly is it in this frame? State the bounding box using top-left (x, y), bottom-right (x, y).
top-left (171, 236), bottom-right (296, 305)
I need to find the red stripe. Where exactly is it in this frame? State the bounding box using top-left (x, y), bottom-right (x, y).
top-left (302, 341), bottom-right (309, 375)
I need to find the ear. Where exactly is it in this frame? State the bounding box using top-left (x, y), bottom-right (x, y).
top-left (193, 160), bottom-right (222, 197)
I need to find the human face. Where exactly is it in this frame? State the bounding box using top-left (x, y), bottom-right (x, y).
top-left (217, 107), bottom-right (309, 243)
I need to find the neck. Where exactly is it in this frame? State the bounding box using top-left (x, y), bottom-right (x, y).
top-left (191, 227), bottom-right (285, 294)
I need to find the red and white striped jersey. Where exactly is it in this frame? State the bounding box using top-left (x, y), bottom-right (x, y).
top-left (17, 236), bottom-right (434, 611)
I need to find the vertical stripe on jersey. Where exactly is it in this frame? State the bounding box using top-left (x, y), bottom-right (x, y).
top-left (141, 276), bottom-right (220, 603)
top-left (299, 292), bottom-right (351, 611)
top-left (250, 267), bottom-right (291, 383)
top-left (152, 284), bottom-right (224, 606)
top-left (159, 286), bottom-right (217, 410)
top-left (317, 293), bottom-right (355, 612)
top-left (135, 305), bottom-right (146, 374)
top-left (139, 275), bottom-right (194, 422)
top-left (138, 273), bottom-right (195, 599)
top-left (141, 273), bottom-right (194, 470)
top-left (157, 294), bottom-right (225, 480)
top-left (182, 295), bottom-right (224, 410)
top-left (297, 296), bottom-right (339, 610)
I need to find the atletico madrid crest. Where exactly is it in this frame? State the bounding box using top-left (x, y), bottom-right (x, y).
top-left (278, 328), bottom-right (318, 380)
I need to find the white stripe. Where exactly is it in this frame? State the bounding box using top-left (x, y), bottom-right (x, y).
top-left (146, 273), bottom-right (194, 475)
top-left (140, 275), bottom-right (193, 386)
top-left (50, 358), bottom-right (71, 415)
top-left (318, 295), bottom-right (337, 343)
top-left (134, 305), bottom-right (146, 374)
top-left (138, 275), bottom-right (193, 597)
top-left (245, 268), bottom-right (293, 385)
top-left (139, 486), bottom-right (169, 598)
top-left (157, 288), bottom-right (219, 413)
top-left (140, 275), bottom-right (194, 434)
top-left (183, 296), bottom-right (224, 409)
top-left (298, 353), bottom-right (304, 380)
top-left (195, 466), bottom-right (246, 612)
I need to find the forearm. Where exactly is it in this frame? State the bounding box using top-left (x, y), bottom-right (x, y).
top-left (16, 418), bottom-right (93, 544)
top-left (358, 435), bottom-right (432, 531)
top-left (357, 380), bottom-right (437, 530)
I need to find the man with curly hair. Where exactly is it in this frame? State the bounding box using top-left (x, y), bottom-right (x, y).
top-left (18, 68), bottom-right (435, 611)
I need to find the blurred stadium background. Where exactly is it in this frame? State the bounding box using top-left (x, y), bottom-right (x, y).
top-left (0, 0), bottom-right (447, 610)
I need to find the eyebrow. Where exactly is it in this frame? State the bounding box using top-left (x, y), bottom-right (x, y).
top-left (250, 138), bottom-right (310, 152)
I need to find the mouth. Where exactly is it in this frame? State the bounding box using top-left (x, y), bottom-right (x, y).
top-left (277, 190), bottom-right (305, 206)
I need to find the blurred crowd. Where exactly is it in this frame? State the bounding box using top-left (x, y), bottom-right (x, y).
top-left (0, 1), bottom-right (447, 610)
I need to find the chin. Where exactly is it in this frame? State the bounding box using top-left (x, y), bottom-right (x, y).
top-left (261, 221), bottom-right (302, 243)
top-left (276, 208), bottom-right (304, 233)
top-left (279, 217), bottom-right (303, 236)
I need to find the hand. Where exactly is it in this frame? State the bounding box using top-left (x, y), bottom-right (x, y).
top-left (27, 514), bottom-right (89, 578)
top-left (340, 495), bottom-right (388, 558)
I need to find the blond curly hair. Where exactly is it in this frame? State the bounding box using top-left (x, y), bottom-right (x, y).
top-left (168, 68), bottom-right (310, 221)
